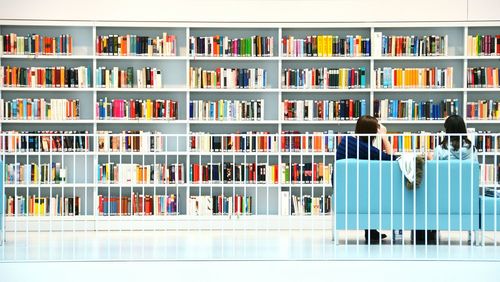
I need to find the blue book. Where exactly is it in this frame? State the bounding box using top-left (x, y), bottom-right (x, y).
top-left (23, 99), bottom-right (28, 119)
top-left (366, 39), bottom-right (371, 56)
top-left (360, 67), bottom-right (366, 87)
top-left (361, 99), bottom-right (366, 116)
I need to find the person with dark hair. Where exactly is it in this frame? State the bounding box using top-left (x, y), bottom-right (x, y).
top-left (431, 114), bottom-right (477, 161)
top-left (416, 115), bottom-right (478, 245)
top-left (336, 115), bottom-right (397, 243)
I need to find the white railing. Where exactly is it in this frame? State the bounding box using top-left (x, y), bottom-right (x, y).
top-left (0, 132), bottom-right (499, 246)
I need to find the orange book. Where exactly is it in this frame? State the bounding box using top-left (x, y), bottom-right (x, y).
top-left (61, 66), bottom-right (65, 87)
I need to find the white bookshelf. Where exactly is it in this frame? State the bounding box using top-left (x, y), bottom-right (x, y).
top-left (1, 20), bottom-right (500, 231)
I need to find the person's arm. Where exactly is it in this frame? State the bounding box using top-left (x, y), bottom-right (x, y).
top-left (378, 123), bottom-right (394, 154)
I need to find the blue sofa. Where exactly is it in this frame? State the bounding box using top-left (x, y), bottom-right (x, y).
top-left (480, 196), bottom-right (500, 231)
top-left (334, 159), bottom-right (480, 235)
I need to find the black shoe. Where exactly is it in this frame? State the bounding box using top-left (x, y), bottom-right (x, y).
top-left (412, 230), bottom-right (437, 245)
top-left (364, 229), bottom-right (387, 244)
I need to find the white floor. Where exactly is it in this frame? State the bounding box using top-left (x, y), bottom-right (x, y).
top-left (1, 230), bottom-right (500, 282)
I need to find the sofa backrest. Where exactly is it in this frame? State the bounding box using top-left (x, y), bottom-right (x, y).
top-left (334, 159), bottom-right (479, 215)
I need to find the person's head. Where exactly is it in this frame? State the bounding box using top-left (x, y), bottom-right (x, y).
top-left (441, 115), bottom-right (472, 150)
top-left (355, 115), bottom-right (379, 144)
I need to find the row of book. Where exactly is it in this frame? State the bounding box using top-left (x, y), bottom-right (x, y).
top-left (97, 194), bottom-right (177, 216)
top-left (281, 130), bottom-right (338, 153)
top-left (475, 131), bottom-right (500, 152)
top-left (189, 162), bottom-right (332, 184)
top-left (480, 164), bottom-right (500, 185)
top-left (97, 130), bottom-right (163, 152)
top-left (0, 98), bottom-right (79, 120)
top-left (380, 35), bottom-right (448, 57)
top-left (281, 35), bottom-right (370, 57)
top-left (5, 195), bottom-right (80, 216)
top-left (189, 67), bottom-right (267, 89)
top-left (187, 195), bottom-right (252, 216)
top-left (1, 33), bottom-right (73, 55)
top-left (189, 131), bottom-right (279, 153)
top-left (1, 66), bottom-right (90, 88)
top-left (189, 35), bottom-right (273, 57)
top-left (374, 67), bottom-right (454, 88)
top-left (280, 192), bottom-right (332, 215)
top-left (281, 67), bottom-right (367, 89)
top-left (466, 100), bottom-right (500, 120)
top-left (190, 163), bottom-right (279, 184)
top-left (282, 99), bottom-right (367, 121)
top-left (96, 98), bottom-right (178, 120)
top-left (189, 99), bottom-right (263, 121)
top-left (374, 98), bottom-right (459, 120)
top-left (387, 132), bottom-right (437, 153)
top-left (97, 163), bottom-right (185, 184)
top-left (467, 67), bottom-right (500, 88)
top-left (0, 131), bottom-right (89, 152)
top-left (95, 66), bottom-right (162, 88)
top-left (96, 33), bottom-right (177, 56)
top-left (5, 162), bottom-right (67, 184)
top-left (467, 34), bottom-right (500, 56)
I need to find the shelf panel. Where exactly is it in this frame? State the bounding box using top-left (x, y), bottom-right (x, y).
top-left (0, 87), bottom-right (93, 92)
top-left (0, 54), bottom-right (93, 59)
top-left (189, 88), bottom-right (278, 92)
top-left (373, 56), bottom-right (464, 60)
top-left (189, 120), bottom-right (278, 124)
top-left (96, 88), bottom-right (187, 92)
top-left (373, 88), bottom-right (464, 92)
top-left (95, 55), bottom-right (188, 60)
top-left (281, 120), bottom-right (357, 124)
top-left (466, 88), bottom-right (500, 92)
top-left (5, 184), bottom-right (92, 188)
top-left (281, 88), bottom-right (370, 93)
top-left (1, 119), bottom-right (94, 124)
top-left (190, 56), bottom-right (279, 61)
top-left (466, 120), bottom-right (500, 124)
top-left (281, 56), bottom-right (370, 61)
top-left (95, 119), bottom-right (187, 124)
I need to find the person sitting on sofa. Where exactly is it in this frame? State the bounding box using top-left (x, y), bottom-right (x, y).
top-left (416, 114), bottom-right (478, 244)
top-left (336, 115), bottom-right (397, 243)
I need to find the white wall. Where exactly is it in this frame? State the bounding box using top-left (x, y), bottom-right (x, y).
top-left (0, 0), bottom-right (499, 23)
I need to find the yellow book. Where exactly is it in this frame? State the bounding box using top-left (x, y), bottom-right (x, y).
top-left (146, 99), bottom-right (152, 119)
top-left (323, 35), bottom-right (328, 57)
top-left (327, 35), bottom-right (333, 56)
top-left (339, 69), bottom-right (344, 89)
top-left (317, 35), bottom-right (323, 57)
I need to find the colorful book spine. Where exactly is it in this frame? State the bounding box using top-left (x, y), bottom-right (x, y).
top-left (189, 132), bottom-right (278, 152)
top-left (96, 33), bottom-right (176, 56)
top-left (0, 130), bottom-right (89, 152)
top-left (0, 98), bottom-right (79, 120)
top-left (189, 67), bottom-right (267, 89)
top-left (282, 99), bottom-right (366, 120)
top-left (282, 35), bottom-right (370, 57)
top-left (190, 162), bottom-right (279, 184)
top-left (282, 67), bottom-right (366, 89)
top-left (96, 98), bottom-right (177, 120)
top-left (467, 34), bottom-right (500, 56)
top-left (381, 35), bottom-right (448, 56)
top-left (189, 99), bottom-right (263, 121)
top-left (5, 195), bottom-right (80, 216)
top-left (387, 131), bottom-right (437, 153)
top-left (288, 195), bottom-right (332, 215)
top-left (97, 131), bottom-right (163, 152)
top-left (1, 33), bottom-right (73, 55)
top-left (467, 67), bottom-right (500, 88)
top-left (187, 195), bottom-right (252, 216)
top-left (189, 35), bottom-right (273, 57)
top-left (480, 164), bottom-right (500, 184)
top-left (97, 194), bottom-right (177, 216)
top-left (374, 98), bottom-right (459, 120)
top-left (280, 130), bottom-right (338, 152)
top-left (97, 163), bottom-right (184, 184)
top-left (466, 100), bottom-right (500, 120)
top-left (280, 162), bottom-right (332, 184)
top-left (0, 66), bottom-right (90, 88)
top-left (95, 66), bottom-right (162, 88)
top-left (5, 162), bottom-right (66, 184)
top-left (474, 131), bottom-right (500, 152)
top-left (374, 67), bottom-right (453, 88)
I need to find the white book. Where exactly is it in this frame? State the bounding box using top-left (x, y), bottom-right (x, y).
top-left (372, 32), bottom-right (382, 57)
top-left (280, 191), bottom-right (290, 216)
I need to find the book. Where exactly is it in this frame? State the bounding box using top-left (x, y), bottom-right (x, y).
top-left (96, 98), bottom-right (177, 120)
top-left (190, 162), bottom-right (279, 184)
top-left (467, 34), bottom-right (500, 56)
top-left (374, 98), bottom-right (459, 120)
top-left (96, 33), bottom-right (176, 56)
top-left (467, 67), bottom-right (500, 88)
top-left (480, 164), bottom-right (500, 185)
top-left (1, 33), bottom-right (73, 55)
top-left (281, 99), bottom-right (366, 121)
top-left (95, 66), bottom-right (162, 88)
top-left (6, 195), bottom-right (80, 216)
top-left (190, 35), bottom-right (273, 57)
top-left (6, 162), bottom-right (66, 184)
top-left (281, 34), bottom-right (370, 57)
top-left (281, 130), bottom-right (338, 152)
top-left (97, 130), bottom-right (163, 152)
top-left (280, 162), bottom-right (332, 184)
top-left (289, 195), bottom-right (332, 215)
top-left (187, 195), bottom-right (252, 215)
top-left (97, 163), bottom-right (184, 184)
top-left (1, 65), bottom-right (90, 88)
top-left (466, 100), bottom-right (500, 120)
top-left (0, 130), bottom-right (89, 152)
top-left (190, 131), bottom-right (278, 152)
top-left (372, 32), bottom-right (382, 57)
top-left (97, 194), bottom-right (177, 216)
top-left (381, 35), bottom-right (448, 56)
top-left (1, 98), bottom-right (79, 120)
top-left (189, 67), bottom-right (267, 89)
top-left (189, 99), bottom-right (263, 121)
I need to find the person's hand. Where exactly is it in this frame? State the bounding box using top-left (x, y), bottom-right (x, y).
top-left (426, 151), bottom-right (434, 160)
top-left (378, 123), bottom-right (387, 135)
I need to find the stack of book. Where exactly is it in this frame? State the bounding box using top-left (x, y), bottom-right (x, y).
top-left (187, 195), bottom-right (252, 216)
top-left (189, 35), bottom-right (273, 57)
top-left (97, 193), bottom-right (177, 216)
top-left (189, 131), bottom-right (279, 152)
top-left (281, 34), bottom-right (370, 57)
top-left (1, 66), bottom-right (90, 88)
top-left (374, 67), bottom-right (453, 88)
top-left (282, 99), bottom-right (367, 120)
top-left (282, 67), bottom-right (367, 89)
top-left (189, 99), bottom-right (263, 121)
top-left (190, 162), bottom-right (279, 184)
top-left (5, 162), bottom-right (66, 184)
top-left (189, 67), bottom-right (267, 89)
top-left (467, 67), bottom-right (500, 88)
top-left (1, 33), bottom-right (73, 55)
top-left (96, 98), bottom-right (178, 120)
top-left (0, 130), bottom-right (89, 152)
top-left (97, 163), bottom-right (185, 184)
top-left (380, 35), bottom-right (448, 56)
top-left (96, 33), bottom-right (176, 56)
top-left (466, 100), bottom-right (500, 120)
top-left (467, 34), bottom-right (500, 56)
top-left (0, 98), bottom-right (79, 120)
top-left (374, 99), bottom-right (459, 120)
top-left (5, 195), bottom-right (80, 216)
top-left (95, 66), bottom-right (162, 88)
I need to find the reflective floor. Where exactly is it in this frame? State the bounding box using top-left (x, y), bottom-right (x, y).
top-left (1, 230), bottom-right (500, 262)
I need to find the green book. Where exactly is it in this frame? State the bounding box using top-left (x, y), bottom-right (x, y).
top-left (127, 67), bottom-right (134, 87)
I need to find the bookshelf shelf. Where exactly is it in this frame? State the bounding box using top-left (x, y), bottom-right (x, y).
top-left (1, 20), bottom-right (499, 231)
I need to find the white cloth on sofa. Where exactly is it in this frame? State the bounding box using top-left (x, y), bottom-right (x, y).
top-left (397, 153), bottom-right (418, 184)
